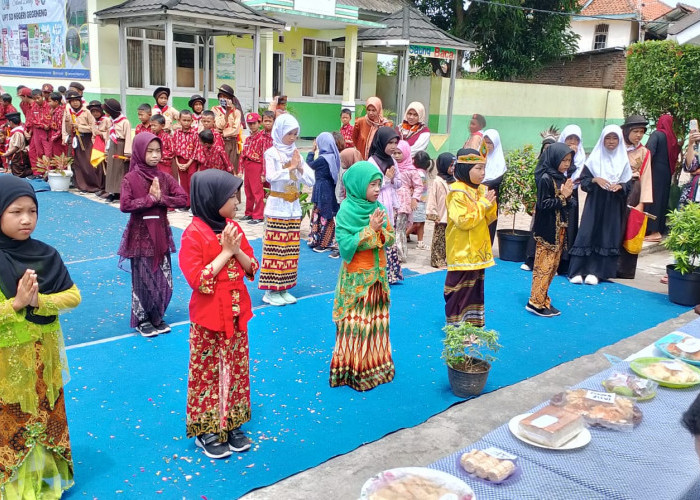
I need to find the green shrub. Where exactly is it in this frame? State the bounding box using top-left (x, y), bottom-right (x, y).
top-left (664, 203), bottom-right (700, 274)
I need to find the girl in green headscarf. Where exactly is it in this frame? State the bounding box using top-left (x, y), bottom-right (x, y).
top-left (330, 161), bottom-right (396, 391)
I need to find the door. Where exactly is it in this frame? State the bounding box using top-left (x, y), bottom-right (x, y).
top-left (235, 48), bottom-right (255, 113)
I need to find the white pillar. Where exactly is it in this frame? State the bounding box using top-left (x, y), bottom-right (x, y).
top-left (165, 19), bottom-right (174, 89)
top-left (398, 48), bottom-right (409, 121)
top-left (253, 26), bottom-right (261, 112)
top-left (119, 21), bottom-right (128, 108)
top-left (446, 50), bottom-right (458, 135)
top-left (260, 30), bottom-right (274, 105)
top-left (342, 25), bottom-right (358, 115)
top-left (203, 30), bottom-right (210, 101)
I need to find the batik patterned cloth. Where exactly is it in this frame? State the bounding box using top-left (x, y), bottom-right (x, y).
top-left (258, 217), bottom-right (301, 291)
top-left (129, 255), bottom-right (173, 328)
top-left (444, 269), bottom-right (485, 326)
top-left (309, 207), bottom-right (336, 250)
top-left (431, 222), bottom-right (447, 268)
top-left (529, 227), bottom-right (566, 309)
top-left (385, 244), bottom-right (403, 284)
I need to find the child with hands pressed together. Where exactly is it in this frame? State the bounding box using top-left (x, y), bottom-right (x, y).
top-left (172, 110), bottom-right (199, 209)
top-left (0, 175), bottom-right (81, 499)
top-left (330, 161), bottom-right (395, 391)
top-left (179, 169), bottom-right (258, 459)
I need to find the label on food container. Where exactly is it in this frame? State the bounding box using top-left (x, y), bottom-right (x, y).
top-left (530, 415), bottom-right (558, 428)
top-left (637, 378), bottom-right (649, 388)
top-left (482, 447), bottom-right (517, 461)
top-left (663, 361), bottom-right (685, 371)
top-left (585, 390), bottom-right (616, 404)
top-left (677, 337), bottom-right (700, 354)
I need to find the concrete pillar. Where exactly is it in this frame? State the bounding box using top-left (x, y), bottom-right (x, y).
top-left (118, 21), bottom-right (127, 108)
top-left (253, 27), bottom-right (261, 112)
top-left (260, 30), bottom-right (274, 105)
top-left (342, 25), bottom-right (358, 116)
top-left (203, 30), bottom-right (210, 101)
top-left (165, 19), bottom-right (174, 89)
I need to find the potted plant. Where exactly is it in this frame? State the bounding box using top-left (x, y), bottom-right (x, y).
top-left (496, 144), bottom-right (538, 262)
top-left (664, 203), bottom-right (700, 306)
top-left (442, 322), bottom-right (501, 398)
top-left (46, 153), bottom-right (74, 192)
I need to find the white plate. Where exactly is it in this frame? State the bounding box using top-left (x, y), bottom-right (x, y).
top-left (360, 466), bottom-right (476, 499)
top-left (508, 413), bottom-right (591, 450)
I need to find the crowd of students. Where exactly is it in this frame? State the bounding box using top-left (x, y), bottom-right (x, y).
top-left (0, 86), bottom-right (693, 496)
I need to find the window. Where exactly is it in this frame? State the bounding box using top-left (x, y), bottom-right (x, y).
top-left (273, 53), bottom-right (284, 96)
top-left (593, 24), bottom-right (609, 50)
top-left (126, 28), bottom-right (214, 91)
top-left (302, 38), bottom-right (362, 98)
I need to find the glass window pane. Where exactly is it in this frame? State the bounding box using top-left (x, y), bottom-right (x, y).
top-left (303, 39), bottom-right (314, 55)
top-left (126, 27), bottom-right (142, 38)
top-left (273, 53), bottom-right (283, 96)
top-left (127, 39), bottom-right (143, 87)
top-left (334, 47), bottom-right (345, 59)
top-left (355, 60), bottom-right (362, 100)
top-left (145, 29), bottom-right (165, 40)
top-left (198, 46), bottom-right (214, 91)
top-left (316, 41), bottom-right (330, 57)
top-left (335, 61), bottom-right (344, 96)
top-left (176, 46), bottom-right (195, 87)
top-left (174, 33), bottom-right (194, 43)
top-left (317, 59), bottom-right (330, 95)
top-left (149, 44), bottom-right (165, 86)
top-left (302, 56), bottom-right (314, 96)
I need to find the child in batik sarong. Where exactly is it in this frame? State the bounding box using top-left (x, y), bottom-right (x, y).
top-left (179, 169), bottom-right (258, 460)
top-left (331, 161), bottom-right (395, 391)
top-left (444, 149), bottom-right (497, 327)
top-left (118, 133), bottom-right (187, 338)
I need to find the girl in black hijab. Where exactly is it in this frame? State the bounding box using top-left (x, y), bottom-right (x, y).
top-left (426, 153), bottom-right (455, 268)
top-left (526, 143), bottom-right (575, 318)
top-left (0, 174), bottom-right (80, 498)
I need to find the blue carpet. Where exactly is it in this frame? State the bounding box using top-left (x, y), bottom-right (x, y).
top-left (62, 263), bottom-right (687, 498)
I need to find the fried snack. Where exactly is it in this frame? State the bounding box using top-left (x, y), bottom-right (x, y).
top-left (459, 449), bottom-right (516, 482)
top-left (550, 389), bottom-right (642, 431)
top-left (369, 476), bottom-right (459, 500)
top-left (643, 361), bottom-right (700, 384)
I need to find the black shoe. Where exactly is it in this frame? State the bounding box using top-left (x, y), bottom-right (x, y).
top-left (248, 218), bottom-right (264, 225)
top-left (195, 434), bottom-right (232, 459)
top-left (525, 303), bottom-right (555, 318)
top-left (104, 194), bottom-right (116, 203)
top-left (154, 320), bottom-right (171, 334)
top-left (546, 305), bottom-right (561, 316)
top-left (136, 321), bottom-right (158, 337)
top-left (329, 249), bottom-right (340, 259)
top-left (313, 246), bottom-right (330, 253)
top-left (227, 428), bottom-right (252, 452)
top-left (240, 215), bottom-right (252, 221)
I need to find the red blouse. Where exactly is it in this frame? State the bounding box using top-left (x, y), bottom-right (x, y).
top-left (179, 217), bottom-right (258, 336)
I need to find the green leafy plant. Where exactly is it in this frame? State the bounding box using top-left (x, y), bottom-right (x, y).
top-left (664, 203), bottom-right (700, 275)
top-left (262, 189), bottom-right (314, 221)
top-left (499, 144), bottom-right (538, 231)
top-left (442, 322), bottom-right (501, 372)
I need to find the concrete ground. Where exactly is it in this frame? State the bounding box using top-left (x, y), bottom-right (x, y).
top-left (73, 157), bottom-right (687, 500)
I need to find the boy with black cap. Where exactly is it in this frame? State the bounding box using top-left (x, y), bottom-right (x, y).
top-left (153, 87), bottom-right (180, 132)
top-left (2, 112), bottom-right (32, 177)
top-left (213, 84), bottom-right (243, 175)
top-left (63, 90), bottom-right (100, 192)
top-left (188, 94), bottom-right (206, 131)
top-left (102, 98), bottom-right (133, 202)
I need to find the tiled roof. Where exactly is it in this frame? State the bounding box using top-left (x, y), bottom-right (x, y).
top-left (578, 0), bottom-right (672, 20)
top-left (340, 0), bottom-right (401, 15)
top-left (642, 0), bottom-right (674, 20)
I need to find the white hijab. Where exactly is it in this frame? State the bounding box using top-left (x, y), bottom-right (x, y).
top-left (483, 129), bottom-right (506, 181)
top-left (585, 124), bottom-right (632, 184)
top-left (271, 113), bottom-right (300, 160)
top-left (557, 124), bottom-right (586, 181)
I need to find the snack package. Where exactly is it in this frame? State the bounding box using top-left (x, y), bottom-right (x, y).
top-left (642, 360), bottom-right (700, 385)
top-left (459, 447), bottom-right (517, 483)
top-left (518, 405), bottom-right (585, 448)
top-left (550, 389), bottom-right (642, 431)
top-left (601, 372), bottom-right (658, 401)
top-left (666, 336), bottom-right (700, 362)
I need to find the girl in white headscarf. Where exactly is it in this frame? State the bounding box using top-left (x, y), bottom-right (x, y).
top-left (259, 114), bottom-right (315, 306)
top-left (483, 128), bottom-right (506, 244)
top-left (568, 125), bottom-right (632, 285)
top-left (398, 101), bottom-right (431, 154)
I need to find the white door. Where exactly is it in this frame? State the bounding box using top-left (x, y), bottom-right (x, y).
top-left (235, 48), bottom-right (255, 113)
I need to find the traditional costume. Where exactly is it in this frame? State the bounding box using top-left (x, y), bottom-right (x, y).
top-left (308, 132), bottom-right (341, 251)
top-left (568, 125), bottom-right (632, 283)
top-left (645, 114), bottom-right (680, 236)
top-left (444, 150), bottom-right (497, 326)
top-left (398, 101), bottom-right (430, 154)
top-left (117, 133), bottom-right (187, 331)
top-left (0, 176), bottom-right (80, 499)
top-left (427, 153), bottom-right (455, 268)
top-left (213, 85), bottom-right (243, 175)
top-left (5, 119), bottom-right (31, 177)
top-left (171, 125), bottom-right (200, 207)
top-left (395, 140), bottom-right (423, 262)
top-left (103, 99), bottom-right (133, 197)
top-left (152, 87), bottom-right (180, 132)
top-left (62, 92), bottom-right (99, 192)
top-left (240, 127), bottom-right (273, 220)
top-left (352, 97), bottom-right (393, 160)
top-left (330, 161), bottom-right (395, 391)
top-left (336, 147), bottom-right (363, 204)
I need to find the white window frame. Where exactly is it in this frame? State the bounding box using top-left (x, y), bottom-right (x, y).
top-left (593, 24), bottom-right (609, 50)
top-left (273, 51), bottom-right (285, 96)
top-left (302, 37), bottom-right (362, 99)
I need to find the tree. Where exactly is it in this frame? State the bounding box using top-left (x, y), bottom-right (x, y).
top-left (624, 40), bottom-right (700, 147)
top-left (415, 0), bottom-right (580, 81)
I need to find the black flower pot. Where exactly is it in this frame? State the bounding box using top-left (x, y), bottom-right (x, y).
top-left (667, 264), bottom-right (700, 307)
top-left (447, 358), bottom-right (491, 398)
top-left (496, 229), bottom-right (531, 262)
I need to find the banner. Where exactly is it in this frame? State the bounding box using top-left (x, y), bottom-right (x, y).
top-left (408, 45), bottom-right (456, 61)
top-left (0, 0), bottom-right (90, 78)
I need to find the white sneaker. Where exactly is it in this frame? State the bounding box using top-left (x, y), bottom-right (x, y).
top-left (262, 291), bottom-right (286, 306)
top-left (569, 275), bottom-right (584, 284)
top-left (584, 274), bottom-right (599, 285)
top-left (520, 263), bottom-right (531, 271)
top-left (280, 291), bottom-right (297, 304)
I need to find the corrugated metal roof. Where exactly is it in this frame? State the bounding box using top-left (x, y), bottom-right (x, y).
top-left (95, 0), bottom-right (284, 27)
top-left (668, 7), bottom-right (700, 34)
top-left (358, 6), bottom-right (475, 50)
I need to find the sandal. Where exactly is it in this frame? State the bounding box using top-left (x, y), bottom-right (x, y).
top-left (644, 234), bottom-right (662, 243)
top-left (660, 275), bottom-right (668, 284)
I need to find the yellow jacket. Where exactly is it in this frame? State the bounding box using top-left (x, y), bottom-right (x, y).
top-left (446, 181), bottom-right (497, 271)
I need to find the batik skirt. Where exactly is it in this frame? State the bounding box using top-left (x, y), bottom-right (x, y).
top-left (431, 222), bottom-right (447, 268)
top-left (259, 217), bottom-right (301, 291)
top-left (330, 282), bottom-right (395, 391)
top-left (130, 254), bottom-right (173, 328)
top-left (386, 244), bottom-right (403, 284)
top-left (444, 269), bottom-right (485, 327)
top-left (309, 207), bottom-right (336, 250)
top-left (395, 213), bottom-right (409, 263)
top-left (186, 323), bottom-right (251, 439)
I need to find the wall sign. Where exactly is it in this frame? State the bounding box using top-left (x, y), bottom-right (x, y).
top-left (408, 45), bottom-right (456, 61)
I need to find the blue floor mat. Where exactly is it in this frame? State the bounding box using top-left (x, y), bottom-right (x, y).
top-left (63, 264), bottom-right (687, 499)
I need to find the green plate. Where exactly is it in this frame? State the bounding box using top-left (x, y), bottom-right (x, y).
top-left (630, 357), bottom-right (700, 389)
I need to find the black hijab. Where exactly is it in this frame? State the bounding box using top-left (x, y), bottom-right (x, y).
top-left (0, 175), bottom-right (73, 324)
top-left (534, 143), bottom-right (573, 183)
top-left (368, 127), bottom-right (400, 173)
top-left (454, 148), bottom-right (482, 189)
top-left (436, 152), bottom-right (456, 183)
top-left (539, 138), bottom-right (556, 158)
top-left (190, 169), bottom-right (243, 233)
